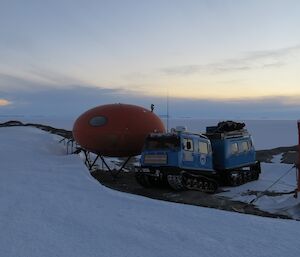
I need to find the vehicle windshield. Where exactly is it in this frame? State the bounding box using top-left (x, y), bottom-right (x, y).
top-left (144, 135), bottom-right (180, 151)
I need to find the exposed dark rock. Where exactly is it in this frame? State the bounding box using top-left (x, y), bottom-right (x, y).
top-left (0, 120), bottom-right (24, 127)
top-left (0, 120), bottom-right (73, 139)
top-left (91, 170), bottom-right (292, 220)
top-left (256, 146), bottom-right (298, 164)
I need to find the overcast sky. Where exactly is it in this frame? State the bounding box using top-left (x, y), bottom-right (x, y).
top-left (0, 0), bottom-right (300, 119)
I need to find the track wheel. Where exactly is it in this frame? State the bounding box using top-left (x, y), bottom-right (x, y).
top-left (135, 173), bottom-right (152, 188)
top-left (208, 181), bottom-right (218, 194)
top-left (252, 170), bottom-right (259, 181)
top-left (167, 175), bottom-right (185, 191)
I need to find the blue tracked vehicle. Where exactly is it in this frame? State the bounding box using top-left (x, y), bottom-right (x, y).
top-left (135, 121), bottom-right (261, 193)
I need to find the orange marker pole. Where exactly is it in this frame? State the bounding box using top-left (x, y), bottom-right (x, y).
top-left (298, 120), bottom-right (300, 193)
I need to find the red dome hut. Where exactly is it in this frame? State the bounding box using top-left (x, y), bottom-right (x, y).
top-left (73, 103), bottom-right (165, 157)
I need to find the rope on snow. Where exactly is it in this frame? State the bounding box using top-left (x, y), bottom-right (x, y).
top-left (250, 164), bottom-right (296, 204)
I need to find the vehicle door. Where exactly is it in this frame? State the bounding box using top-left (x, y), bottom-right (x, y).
top-left (198, 139), bottom-right (213, 170)
top-left (181, 137), bottom-right (197, 169)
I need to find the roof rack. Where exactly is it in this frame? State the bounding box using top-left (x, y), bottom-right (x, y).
top-left (205, 129), bottom-right (250, 139)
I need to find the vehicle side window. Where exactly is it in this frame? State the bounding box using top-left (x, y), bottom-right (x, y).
top-left (241, 141), bottom-right (249, 152)
top-left (183, 138), bottom-right (194, 151)
top-left (208, 142), bottom-right (212, 153)
top-left (231, 143), bottom-right (239, 155)
top-left (199, 141), bottom-right (208, 154)
top-left (249, 139), bottom-right (253, 148)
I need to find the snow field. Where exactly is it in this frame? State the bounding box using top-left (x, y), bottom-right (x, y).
top-left (219, 154), bottom-right (300, 219)
top-left (0, 127), bottom-right (300, 257)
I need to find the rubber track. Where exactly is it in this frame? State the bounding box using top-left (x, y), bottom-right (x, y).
top-left (167, 175), bottom-right (186, 190)
top-left (182, 173), bottom-right (218, 193)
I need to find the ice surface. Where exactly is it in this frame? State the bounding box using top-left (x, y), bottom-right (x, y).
top-left (219, 162), bottom-right (300, 219)
top-left (255, 195), bottom-right (300, 217)
top-left (271, 153), bottom-right (283, 163)
top-left (1, 116), bottom-right (297, 150)
top-left (1, 126), bottom-right (300, 257)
